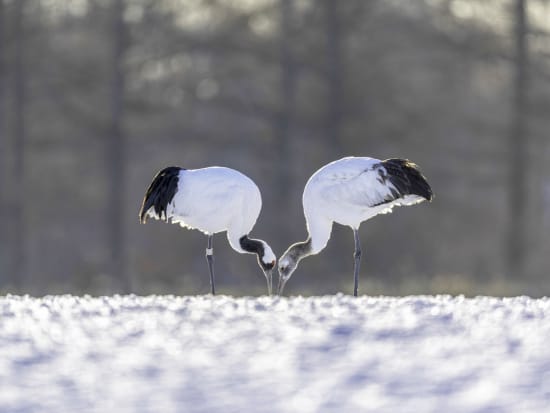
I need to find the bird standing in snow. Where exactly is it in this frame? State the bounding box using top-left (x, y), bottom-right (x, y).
top-left (277, 157), bottom-right (433, 296)
top-left (139, 166), bottom-right (276, 295)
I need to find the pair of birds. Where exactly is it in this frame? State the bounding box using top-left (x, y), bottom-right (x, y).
top-left (139, 156), bottom-right (433, 296)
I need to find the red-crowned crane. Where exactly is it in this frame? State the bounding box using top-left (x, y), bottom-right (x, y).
top-left (277, 157), bottom-right (433, 296)
top-left (139, 166), bottom-right (276, 295)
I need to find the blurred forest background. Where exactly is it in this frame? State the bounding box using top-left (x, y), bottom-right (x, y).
top-left (0, 0), bottom-right (549, 296)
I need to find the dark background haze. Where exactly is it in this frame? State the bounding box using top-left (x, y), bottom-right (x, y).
top-left (1, 0), bottom-right (549, 296)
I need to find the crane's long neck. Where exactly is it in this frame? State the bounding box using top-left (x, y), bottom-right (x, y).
top-left (284, 212), bottom-right (332, 264)
top-left (278, 213), bottom-right (332, 295)
top-left (304, 206), bottom-right (333, 256)
top-left (285, 237), bottom-right (314, 263)
top-left (239, 235), bottom-right (265, 257)
top-left (235, 234), bottom-right (275, 295)
top-left (236, 235), bottom-right (276, 268)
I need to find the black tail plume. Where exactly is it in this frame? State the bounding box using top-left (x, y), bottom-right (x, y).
top-left (381, 158), bottom-right (433, 201)
top-left (139, 166), bottom-right (182, 223)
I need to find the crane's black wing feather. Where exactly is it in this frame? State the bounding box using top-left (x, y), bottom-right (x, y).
top-left (139, 166), bottom-right (183, 223)
top-left (372, 159), bottom-right (433, 206)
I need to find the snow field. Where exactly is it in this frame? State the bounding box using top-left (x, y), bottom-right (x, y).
top-left (0, 294), bottom-right (549, 412)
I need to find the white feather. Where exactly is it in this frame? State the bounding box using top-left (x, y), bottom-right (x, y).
top-left (143, 166), bottom-right (273, 260)
top-left (302, 157), bottom-right (429, 253)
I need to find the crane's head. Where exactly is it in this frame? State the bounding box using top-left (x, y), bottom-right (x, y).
top-left (257, 241), bottom-right (276, 296)
top-left (277, 239), bottom-right (313, 295)
top-left (277, 252), bottom-right (298, 296)
top-left (238, 235), bottom-right (276, 295)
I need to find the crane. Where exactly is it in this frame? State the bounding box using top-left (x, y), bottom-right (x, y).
top-left (277, 157), bottom-right (433, 296)
top-left (140, 166), bottom-right (276, 295)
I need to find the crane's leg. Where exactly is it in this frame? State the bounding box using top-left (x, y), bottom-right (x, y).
top-left (353, 229), bottom-right (362, 297)
top-left (206, 235), bottom-right (215, 295)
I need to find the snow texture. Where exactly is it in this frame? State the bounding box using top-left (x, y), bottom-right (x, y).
top-left (1, 294), bottom-right (549, 413)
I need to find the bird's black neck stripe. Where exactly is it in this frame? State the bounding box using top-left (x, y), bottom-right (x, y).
top-left (240, 235), bottom-right (264, 257)
top-left (239, 235), bottom-right (273, 270)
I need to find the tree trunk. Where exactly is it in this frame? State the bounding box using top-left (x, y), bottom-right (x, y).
top-left (13, 0), bottom-right (28, 290)
top-left (507, 0), bottom-right (529, 278)
top-left (107, 0), bottom-right (128, 290)
top-left (0, 0), bottom-right (6, 281)
top-left (277, 0), bottom-right (296, 237)
top-left (324, 0), bottom-right (343, 157)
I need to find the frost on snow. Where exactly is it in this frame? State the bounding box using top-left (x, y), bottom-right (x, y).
top-left (0, 294), bottom-right (549, 413)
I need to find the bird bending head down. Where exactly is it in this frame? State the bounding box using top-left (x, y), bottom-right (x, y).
top-left (139, 165), bottom-right (276, 295)
top-left (259, 243), bottom-right (277, 271)
top-left (276, 156), bottom-right (433, 296)
top-left (277, 238), bottom-right (312, 295)
top-left (239, 235), bottom-right (276, 294)
top-left (260, 245), bottom-right (276, 294)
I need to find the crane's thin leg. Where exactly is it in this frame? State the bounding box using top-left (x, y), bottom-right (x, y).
top-left (353, 229), bottom-right (362, 297)
top-left (206, 235), bottom-right (215, 295)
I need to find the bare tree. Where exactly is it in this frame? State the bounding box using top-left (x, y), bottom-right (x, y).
top-left (107, 0), bottom-right (128, 289)
top-left (507, 0), bottom-right (529, 278)
top-left (12, 0), bottom-right (28, 289)
top-left (277, 0), bottom-right (296, 234)
top-left (0, 0), bottom-right (6, 279)
top-left (324, 0), bottom-right (343, 157)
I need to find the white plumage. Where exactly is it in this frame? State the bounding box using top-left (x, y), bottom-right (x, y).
top-left (139, 166), bottom-right (276, 295)
top-left (277, 156), bottom-right (433, 296)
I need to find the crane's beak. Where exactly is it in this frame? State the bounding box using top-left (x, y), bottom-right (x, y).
top-left (263, 269), bottom-right (273, 296)
top-left (277, 276), bottom-right (288, 296)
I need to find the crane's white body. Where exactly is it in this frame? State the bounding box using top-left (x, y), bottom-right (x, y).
top-left (303, 157), bottom-right (425, 254)
top-left (144, 167), bottom-right (275, 264)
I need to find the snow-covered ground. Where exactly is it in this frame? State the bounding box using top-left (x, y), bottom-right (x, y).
top-left (0, 294), bottom-right (549, 413)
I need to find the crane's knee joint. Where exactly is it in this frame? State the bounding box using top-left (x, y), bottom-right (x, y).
top-left (206, 248), bottom-right (214, 256)
top-left (354, 250), bottom-right (362, 259)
